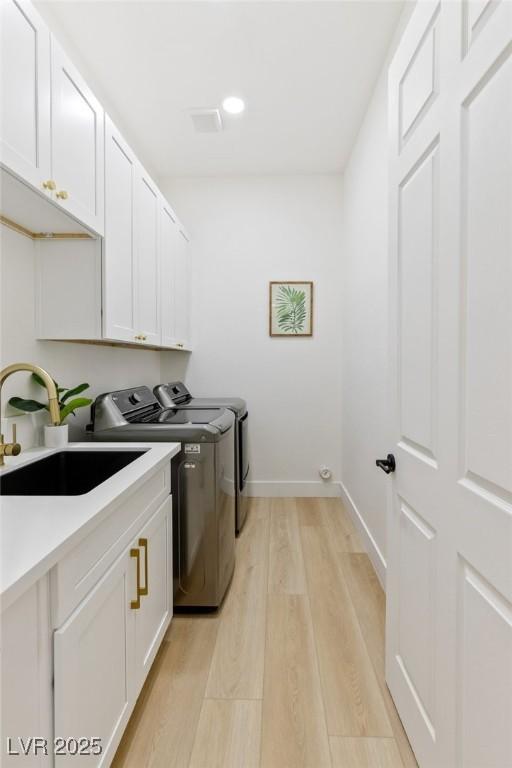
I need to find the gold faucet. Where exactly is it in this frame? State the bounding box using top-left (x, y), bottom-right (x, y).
top-left (0, 363), bottom-right (61, 466)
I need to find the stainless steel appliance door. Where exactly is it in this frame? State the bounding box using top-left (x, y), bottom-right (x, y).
top-left (235, 412), bottom-right (250, 534)
top-left (172, 446), bottom-right (217, 607)
top-left (216, 427), bottom-right (236, 600)
top-left (238, 412), bottom-right (249, 489)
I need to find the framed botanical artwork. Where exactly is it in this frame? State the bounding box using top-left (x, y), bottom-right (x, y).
top-left (269, 281), bottom-right (313, 337)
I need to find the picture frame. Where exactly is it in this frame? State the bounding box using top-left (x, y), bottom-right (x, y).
top-left (269, 281), bottom-right (313, 337)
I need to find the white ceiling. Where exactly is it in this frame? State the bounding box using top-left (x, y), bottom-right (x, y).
top-left (36, 1), bottom-right (404, 178)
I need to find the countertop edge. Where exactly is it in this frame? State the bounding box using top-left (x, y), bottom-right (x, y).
top-left (0, 442), bottom-right (180, 612)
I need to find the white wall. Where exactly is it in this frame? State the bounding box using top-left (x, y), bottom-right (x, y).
top-left (339, 4), bottom-right (413, 586)
top-left (0, 226), bottom-right (177, 444)
top-left (340, 72), bottom-right (390, 583)
top-left (160, 175), bottom-right (343, 496)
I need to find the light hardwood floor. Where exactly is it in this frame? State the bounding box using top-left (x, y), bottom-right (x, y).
top-left (112, 498), bottom-right (418, 768)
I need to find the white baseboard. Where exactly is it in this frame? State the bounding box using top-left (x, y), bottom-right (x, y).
top-left (245, 480), bottom-right (342, 498)
top-left (338, 480), bottom-right (387, 591)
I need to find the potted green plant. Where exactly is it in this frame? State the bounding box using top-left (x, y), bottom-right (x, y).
top-left (9, 373), bottom-right (92, 448)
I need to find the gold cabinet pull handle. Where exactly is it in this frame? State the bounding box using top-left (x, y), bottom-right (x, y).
top-left (130, 548), bottom-right (141, 609)
top-left (138, 537), bottom-right (148, 596)
top-left (42, 180), bottom-right (56, 191)
top-left (56, 190), bottom-right (69, 200)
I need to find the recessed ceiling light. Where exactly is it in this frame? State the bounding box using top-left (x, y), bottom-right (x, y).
top-left (222, 96), bottom-right (245, 115)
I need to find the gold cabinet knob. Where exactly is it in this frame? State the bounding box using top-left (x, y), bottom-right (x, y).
top-left (134, 334), bottom-right (147, 341)
top-left (42, 180), bottom-right (56, 191)
top-left (56, 190), bottom-right (69, 200)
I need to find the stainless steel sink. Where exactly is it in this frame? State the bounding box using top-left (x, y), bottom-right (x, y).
top-left (0, 450), bottom-right (146, 496)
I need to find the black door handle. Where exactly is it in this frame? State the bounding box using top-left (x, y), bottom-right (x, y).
top-left (376, 454), bottom-right (396, 474)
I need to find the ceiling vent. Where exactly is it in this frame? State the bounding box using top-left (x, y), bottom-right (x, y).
top-left (189, 109), bottom-right (223, 133)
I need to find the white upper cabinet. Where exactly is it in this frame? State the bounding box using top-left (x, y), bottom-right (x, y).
top-left (44, 113), bottom-right (191, 350)
top-left (0, 1), bottom-right (104, 235)
top-left (160, 202), bottom-right (178, 348)
top-left (103, 117), bottom-right (137, 343)
top-left (50, 39), bottom-right (104, 235)
top-left (134, 166), bottom-right (160, 346)
top-left (103, 117), bottom-right (162, 346)
top-left (0, 0), bottom-right (51, 190)
top-left (159, 202), bottom-right (191, 350)
top-left (174, 228), bottom-right (191, 349)
top-left (5, 0), bottom-right (192, 351)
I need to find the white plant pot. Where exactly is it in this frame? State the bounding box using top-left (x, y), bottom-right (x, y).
top-left (44, 423), bottom-right (68, 449)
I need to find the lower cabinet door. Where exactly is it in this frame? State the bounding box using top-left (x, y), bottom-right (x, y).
top-left (1, 578), bottom-right (52, 767)
top-left (133, 496), bottom-right (173, 694)
top-left (53, 549), bottom-right (136, 767)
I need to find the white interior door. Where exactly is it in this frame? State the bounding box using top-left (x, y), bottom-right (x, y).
top-left (0, 0), bottom-right (51, 190)
top-left (386, 3), bottom-right (512, 767)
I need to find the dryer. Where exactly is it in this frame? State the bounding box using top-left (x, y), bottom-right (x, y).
top-left (154, 381), bottom-right (249, 534)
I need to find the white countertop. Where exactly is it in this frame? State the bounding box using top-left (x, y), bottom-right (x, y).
top-left (0, 441), bottom-right (180, 611)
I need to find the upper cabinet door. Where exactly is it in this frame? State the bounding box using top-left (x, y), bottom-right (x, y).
top-left (50, 39), bottom-right (104, 235)
top-left (103, 117), bottom-right (137, 343)
top-left (174, 228), bottom-right (191, 349)
top-left (160, 202), bottom-right (178, 348)
top-left (0, 0), bottom-right (51, 190)
top-left (134, 166), bottom-right (160, 346)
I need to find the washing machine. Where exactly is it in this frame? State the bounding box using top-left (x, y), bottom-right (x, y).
top-left (89, 386), bottom-right (235, 609)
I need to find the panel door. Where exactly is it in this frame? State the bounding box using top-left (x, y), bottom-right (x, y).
top-left (387, 3), bottom-right (512, 767)
top-left (160, 201), bottom-right (178, 348)
top-left (54, 549), bottom-right (136, 767)
top-left (50, 38), bottom-right (104, 235)
top-left (0, 0), bottom-right (51, 191)
top-left (103, 117), bottom-right (137, 343)
top-left (448, 3), bottom-right (512, 766)
top-left (1, 579), bottom-right (52, 767)
top-left (133, 497), bottom-right (172, 694)
top-left (174, 228), bottom-right (191, 349)
top-left (134, 165), bottom-right (160, 345)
